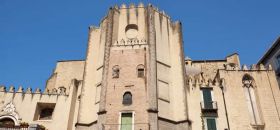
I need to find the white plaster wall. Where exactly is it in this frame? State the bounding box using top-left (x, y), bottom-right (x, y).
top-left (51, 61), bottom-right (85, 91)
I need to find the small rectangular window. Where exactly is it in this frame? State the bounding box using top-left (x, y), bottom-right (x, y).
top-left (137, 68), bottom-right (144, 77)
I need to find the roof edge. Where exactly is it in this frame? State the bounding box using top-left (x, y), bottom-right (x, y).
top-left (57, 60), bottom-right (85, 62)
top-left (258, 36), bottom-right (280, 64)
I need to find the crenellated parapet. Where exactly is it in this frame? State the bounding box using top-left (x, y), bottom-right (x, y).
top-left (109, 3), bottom-right (174, 50)
top-left (186, 74), bottom-right (221, 89)
top-left (186, 63), bottom-right (274, 89)
top-left (114, 2), bottom-right (171, 17)
top-left (0, 85), bottom-right (68, 96)
top-left (225, 63), bottom-right (273, 71)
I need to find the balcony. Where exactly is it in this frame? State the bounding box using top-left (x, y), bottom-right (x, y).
top-left (200, 101), bottom-right (218, 112)
top-left (102, 123), bottom-right (150, 130)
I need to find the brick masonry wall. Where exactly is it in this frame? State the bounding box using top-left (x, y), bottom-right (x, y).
top-left (104, 48), bottom-right (149, 128)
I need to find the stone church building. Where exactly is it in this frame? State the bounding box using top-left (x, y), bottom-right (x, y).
top-left (1, 3), bottom-right (280, 130)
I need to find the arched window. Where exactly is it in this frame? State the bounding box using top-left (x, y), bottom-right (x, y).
top-left (125, 24), bottom-right (138, 32)
top-left (112, 65), bottom-right (120, 78)
top-left (137, 64), bottom-right (145, 78)
top-left (242, 74), bottom-right (254, 87)
top-left (242, 74), bottom-right (262, 126)
top-left (122, 92), bottom-right (132, 105)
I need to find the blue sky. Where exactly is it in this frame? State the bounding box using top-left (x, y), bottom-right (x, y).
top-left (0, 0), bottom-right (280, 89)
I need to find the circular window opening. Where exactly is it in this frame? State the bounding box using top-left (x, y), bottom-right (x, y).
top-left (125, 24), bottom-right (138, 39)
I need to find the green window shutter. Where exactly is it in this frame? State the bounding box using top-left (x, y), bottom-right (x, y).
top-left (207, 118), bottom-right (217, 130)
top-left (121, 113), bottom-right (133, 130)
top-left (202, 89), bottom-right (213, 109)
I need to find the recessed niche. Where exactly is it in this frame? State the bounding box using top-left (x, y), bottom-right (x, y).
top-left (34, 103), bottom-right (56, 121)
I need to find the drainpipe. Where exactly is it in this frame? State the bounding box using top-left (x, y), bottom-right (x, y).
top-left (220, 82), bottom-right (230, 130)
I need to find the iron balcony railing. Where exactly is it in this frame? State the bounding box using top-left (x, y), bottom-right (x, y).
top-left (200, 101), bottom-right (218, 112)
top-left (0, 124), bottom-right (45, 130)
top-left (102, 123), bottom-right (150, 130)
top-left (0, 126), bottom-right (29, 130)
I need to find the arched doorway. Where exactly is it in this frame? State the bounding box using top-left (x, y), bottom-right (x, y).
top-left (0, 118), bottom-right (15, 127)
top-left (0, 116), bottom-right (19, 127)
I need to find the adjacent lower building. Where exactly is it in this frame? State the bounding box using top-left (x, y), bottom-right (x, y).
top-left (0, 3), bottom-right (280, 130)
top-left (258, 36), bottom-right (280, 87)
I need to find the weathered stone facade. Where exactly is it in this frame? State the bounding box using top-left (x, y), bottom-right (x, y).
top-left (0, 3), bottom-right (280, 130)
top-left (186, 54), bottom-right (280, 130)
